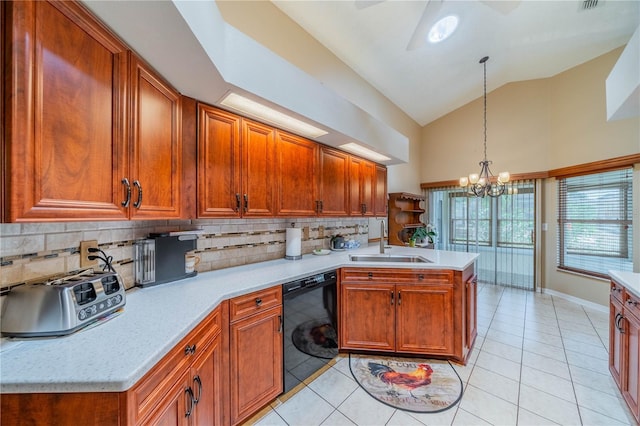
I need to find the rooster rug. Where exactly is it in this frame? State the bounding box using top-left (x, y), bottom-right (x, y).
top-left (349, 354), bottom-right (463, 413)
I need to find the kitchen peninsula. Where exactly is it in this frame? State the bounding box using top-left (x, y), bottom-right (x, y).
top-left (1, 246), bottom-right (477, 425)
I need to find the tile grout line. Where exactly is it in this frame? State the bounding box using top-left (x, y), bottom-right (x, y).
top-left (552, 294), bottom-right (585, 426)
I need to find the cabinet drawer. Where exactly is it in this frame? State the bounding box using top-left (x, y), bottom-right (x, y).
top-left (625, 291), bottom-right (640, 321)
top-left (341, 268), bottom-right (453, 285)
top-left (230, 286), bottom-right (282, 322)
top-left (128, 306), bottom-right (221, 424)
top-left (611, 281), bottom-right (625, 304)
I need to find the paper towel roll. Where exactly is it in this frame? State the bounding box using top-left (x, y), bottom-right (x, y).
top-left (285, 227), bottom-right (302, 260)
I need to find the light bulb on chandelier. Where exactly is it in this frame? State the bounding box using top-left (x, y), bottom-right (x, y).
top-left (459, 56), bottom-right (510, 198)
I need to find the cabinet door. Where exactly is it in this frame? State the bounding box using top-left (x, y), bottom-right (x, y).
top-left (349, 157), bottom-right (363, 216)
top-left (374, 165), bottom-right (388, 217)
top-left (610, 296), bottom-right (624, 389)
top-left (242, 119), bottom-right (276, 217)
top-left (465, 275), bottom-right (478, 352)
top-left (230, 306), bottom-right (283, 425)
top-left (197, 105), bottom-right (242, 218)
top-left (4, 1), bottom-right (129, 221)
top-left (275, 131), bottom-right (317, 216)
top-left (129, 55), bottom-right (182, 219)
top-left (189, 335), bottom-right (223, 426)
top-left (318, 147), bottom-right (349, 216)
top-left (340, 282), bottom-right (395, 351)
top-left (141, 371), bottom-right (190, 426)
top-left (396, 284), bottom-right (454, 355)
top-left (361, 160), bottom-right (376, 216)
top-left (622, 310), bottom-right (640, 421)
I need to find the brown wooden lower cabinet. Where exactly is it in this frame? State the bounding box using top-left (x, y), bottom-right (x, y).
top-left (339, 266), bottom-right (475, 364)
top-left (0, 392), bottom-right (124, 426)
top-left (465, 274), bottom-right (478, 353)
top-left (126, 305), bottom-right (225, 425)
top-left (228, 287), bottom-right (283, 426)
top-left (1, 269), bottom-right (476, 425)
top-left (609, 279), bottom-right (640, 424)
top-left (1, 304), bottom-right (227, 426)
top-left (142, 336), bottom-right (223, 426)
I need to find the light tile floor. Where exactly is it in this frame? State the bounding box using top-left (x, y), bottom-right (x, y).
top-left (249, 283), bottom-right (636, 425)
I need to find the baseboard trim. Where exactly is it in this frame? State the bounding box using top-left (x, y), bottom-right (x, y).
top-left (541, 288), bottom-right (608, 313)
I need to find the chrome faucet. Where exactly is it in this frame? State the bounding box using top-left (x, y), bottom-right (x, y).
top-left (380, 219), bottom-right (386, 254)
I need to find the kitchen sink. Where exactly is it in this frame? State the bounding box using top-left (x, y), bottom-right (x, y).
top-left (349, 254), bottom-right (433, 263)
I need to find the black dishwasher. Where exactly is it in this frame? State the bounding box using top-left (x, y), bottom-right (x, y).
top-left (282, 270), bottom-right (338, 393)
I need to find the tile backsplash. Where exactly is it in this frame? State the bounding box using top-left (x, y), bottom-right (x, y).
top-left (0, 217), bottom-right (370, 294)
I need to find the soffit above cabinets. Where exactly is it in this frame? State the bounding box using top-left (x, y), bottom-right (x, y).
top-left (81, 0), bottom-right (408, 165)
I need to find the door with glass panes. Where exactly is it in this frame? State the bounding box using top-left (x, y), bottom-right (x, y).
top-left (428, 180), bottom-right (536, 290)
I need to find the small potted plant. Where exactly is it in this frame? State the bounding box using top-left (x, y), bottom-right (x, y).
top-left (409, 225), bottom-right (436, 247)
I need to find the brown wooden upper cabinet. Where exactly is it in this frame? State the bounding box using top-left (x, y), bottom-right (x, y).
top-left (2, 1), bottom-right (182, 221)
top-left (374, 164), bottom-right (388, 217)
top-left (317, 147), bottom-right (350, 216)
top-left (197, 104), bottom-right (276, 218)
top-left (128, 53), bottom-right (182, 220)
top-left (3, 1), bottom-right (128, 221)
top-left (349, 157), bottom-right (379, 216)
top-left (275, 131), bottom-right (318, 217)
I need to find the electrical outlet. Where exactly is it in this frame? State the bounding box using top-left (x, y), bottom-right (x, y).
top-left (318, 226), bottom-right (325, 239)
top-left (302, 226), bottom-right (310, 240)
top-left (80, 240), bottom-right (99, 268)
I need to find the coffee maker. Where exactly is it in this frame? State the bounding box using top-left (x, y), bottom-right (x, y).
top-left (134, 232), bottom-right (198, 287)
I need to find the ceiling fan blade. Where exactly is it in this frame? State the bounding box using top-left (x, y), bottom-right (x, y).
top-left (406, 0), bottom-right (445, 51)
top-left (354, 0), bottom-right (385, 10)
top-left (480, 0), bottom-right (520, 15)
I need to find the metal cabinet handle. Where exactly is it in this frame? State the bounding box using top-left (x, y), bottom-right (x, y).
top-left (368, 272), bottom-right (373, 280)
top-left (278, 315), bottom-right (283, 333)
top-left (193, 375), bottom-right (202, 404)
top-left (627, 299), bottom-right (638, 307)
top-left (390, 291), bottom-right (394, 305)
top-left (244, 194), bottom-right (248, 212)
top-left (255, 298), bottom-right (262, 307)
top-left (397, 291), bottom-right (401, 305)
top-left (185, 387), bottom-right (195, 418)
top-left (133, 180), bottom-right (142, 208)
top-left (235, 193), bottom-right (241, 212)
top-left (121, 178), bottom-right (131, 207)
top-left (316, 200), bottom-right (321, 213)
top-left (418, 274), bottom-right (424, 281)
top-left (184, 344), bottom-right (197, 355)
top-left (616, 313), bottom-right (625, 334)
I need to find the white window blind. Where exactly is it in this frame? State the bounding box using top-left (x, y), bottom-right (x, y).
top-left (427, 180), bottom-right (536, 290)
top-left (557, 168), bottom-right (633, 278)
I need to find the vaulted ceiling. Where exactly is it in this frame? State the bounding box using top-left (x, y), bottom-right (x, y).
top-left (273, 0), bottom-right (640, 126)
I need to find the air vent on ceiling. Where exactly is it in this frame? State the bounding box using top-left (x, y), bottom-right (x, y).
top-left (581, 0), bottom-right (600, 10)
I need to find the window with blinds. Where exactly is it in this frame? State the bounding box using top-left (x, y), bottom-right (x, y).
top-left (557, 168), bottom-right (633, 278)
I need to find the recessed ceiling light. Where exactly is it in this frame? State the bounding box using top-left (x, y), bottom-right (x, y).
top-left (339, 142), bottom-right (391, 162)
top-left (428, 15), bottom-right (458, 44)
top-left (220, 93), bottom-right (328, 139)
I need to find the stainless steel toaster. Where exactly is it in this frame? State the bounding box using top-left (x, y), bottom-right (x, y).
top-left (1, 270), bottom-right (126, 337)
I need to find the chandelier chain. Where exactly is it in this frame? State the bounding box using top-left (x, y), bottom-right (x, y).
top-left (483, 57), bottom-right (487, 162)
top-left (459, 55), bottom-right (509, 198)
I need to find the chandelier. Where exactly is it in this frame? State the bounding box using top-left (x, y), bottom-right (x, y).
top-left (459, 56), bottom-right (509, 197)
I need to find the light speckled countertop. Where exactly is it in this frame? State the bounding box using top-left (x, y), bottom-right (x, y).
top-left (0, 246), bottom-right (477, 394)
top-left (609, 270), bottom-right (640, 298)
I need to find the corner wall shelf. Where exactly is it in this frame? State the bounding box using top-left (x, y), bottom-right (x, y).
top-left (388, 192), bottom-right (425, 246)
